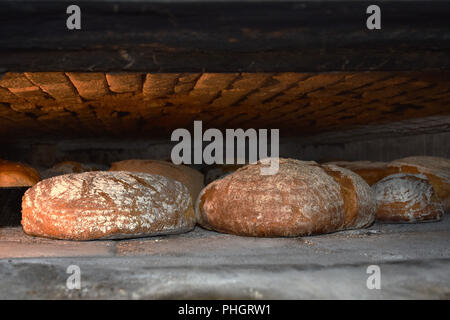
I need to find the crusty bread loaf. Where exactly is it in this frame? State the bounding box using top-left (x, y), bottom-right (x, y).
top-left (22, 171), bottom-right (196, 240)
top-left (325, 161), bottom-right (389, 186)
top-left (372, 173), bottom-right (444, 223)
top-left (322, 164), bottom-right (376, 229)
top-left (41, 161), bottom-right (105, 179)
top-left (53, 161), bottom-right (86, 173)
top-left (0, 161), bottom-right (41, 187)
top-left (195, 158), bottom-right (376, 237)
top-left (387, 156), bottom-right (450, 213)
top-left (110, 160), bottom-right (204, 203)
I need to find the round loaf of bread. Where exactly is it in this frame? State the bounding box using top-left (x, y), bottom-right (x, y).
top-left (0, 161), bottom-right (41, 187)
top-left (372, 173), bottom-right (444, 223)
top-left (110, 159), bottom-right (204, 203)
top-left (52, 161), bottom-right (86, 173)
top-left (325, 161), bottom-right (389, 186)
top-left (21, 171), bottom-right (196, 240)
top-left (195, 158), bottom-right (376, 237)
top-left (41, 161), bottom-right (106, 179)
top-left (387, 156), bottom-right (450, 213)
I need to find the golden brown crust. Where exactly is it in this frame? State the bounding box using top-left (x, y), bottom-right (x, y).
top-left (110, 159), bottom-right (204, 203)
top-left (21, 171), bottom-right (196, 240)
top-left (0, 161), bottom-right (41, 187)
top-left (387, 156), bottom-right (450, 213)
top-left (196, 158), bottom-right (376, 237)
top-left (372, 173), bottom-right (444, 223)
top-left (325, 161), bottom-right (390, 186)
top-left (322, 164), bottom-right (376, 229)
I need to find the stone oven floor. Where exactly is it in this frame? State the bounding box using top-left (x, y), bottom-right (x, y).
top-left (0, 218), bottom-right (449, 299)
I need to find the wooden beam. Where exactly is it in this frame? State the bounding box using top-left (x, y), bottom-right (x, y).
top-left (0, 1), bottom-right (449, 72)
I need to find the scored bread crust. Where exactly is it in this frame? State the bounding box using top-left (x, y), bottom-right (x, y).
top-left (372, 173), bottom-right (444, 223)
top-left (196, 158), bottom-right (349, 237)
top-left (110, 159), bottom-right (204, 204)
top-left (22, 171), bottom-right (196, 240)
top-left (0, 161), bottom-right (41, 187)
top-left (387, 156), bottom-right (450, 213)
top-left (322, 164), bottom-right (376, 229)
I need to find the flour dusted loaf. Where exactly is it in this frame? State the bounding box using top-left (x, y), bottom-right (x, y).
top-left (372, 173), bottom-right (444, 223)
top-left (0, 161), bottom-right (41, 187)
top-left (110, 160), bottom-right (204, 203)
top-left (387, 156), bottom-right (450, 213)
top-left (195, 158), bottom-right (376, 237)
top-left (21, 171), bottom-right (196, 240)
top-left (325, 161), bottom-right (389, 186)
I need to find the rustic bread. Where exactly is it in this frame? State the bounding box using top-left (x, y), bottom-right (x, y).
top-left (372, 173), bottom-right (444, 223)
top-left (0, 161), bottom-right (41, 187)
top-left (325, 161), bottom-right (389, 186)
top-left (21, 171), bottom-right (196, 240)
top-left (52, 161), bottom-right (86, 173)
top-left (322, 164), bottom-right (376, 229)
top-left (41, 161), bottom-right (105, 179)
top-left (195, 158), bottom-right (376, 237)
top-left (110, 159), bottom-right (204, 203)
top-left (387, 156), bottom-right (450, 213)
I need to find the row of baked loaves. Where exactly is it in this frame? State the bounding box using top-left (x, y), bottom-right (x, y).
top-left (0, 156), bottom-right (444, 240)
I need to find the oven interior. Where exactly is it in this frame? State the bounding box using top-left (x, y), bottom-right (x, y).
top-left (0, 1), bottom-right (449, 299)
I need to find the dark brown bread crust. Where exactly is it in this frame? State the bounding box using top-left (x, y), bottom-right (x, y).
top-left (110, 159), bottom-right (204, 204)
top-left (22, 171), bottom-right (196, 240)
top-left (372, 173), bottom-right (444, 223)
top-left (196, 158), bottom-right (376, 237)
top-left (41, 161), bottom-right (105, 179)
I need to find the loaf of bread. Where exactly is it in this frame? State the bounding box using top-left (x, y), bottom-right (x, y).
top-left (387, 156), bottom-right (450, 213)
top-left (22, 171), bottom-right (196, 240)
top-left (325, 161), bottom-right (389, 186)
top-left (110, 160), bottom-right (204, 203)
top-left (0, 161), bottom-right (41, 187)
top-left (321, 164), bottom-right (377, 229)
top-left (41, 161), bottom-right (106, 179)
top-left (195, 158), bottom-right (376, 237)
top-left (372, 173), bottom-right (444, 223)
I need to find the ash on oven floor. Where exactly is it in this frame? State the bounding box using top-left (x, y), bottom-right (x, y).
top-left (0, 218), bottom-right (449, 299)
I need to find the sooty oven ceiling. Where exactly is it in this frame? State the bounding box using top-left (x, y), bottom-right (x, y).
top-left (0, 71), bottom-right (449, 141)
